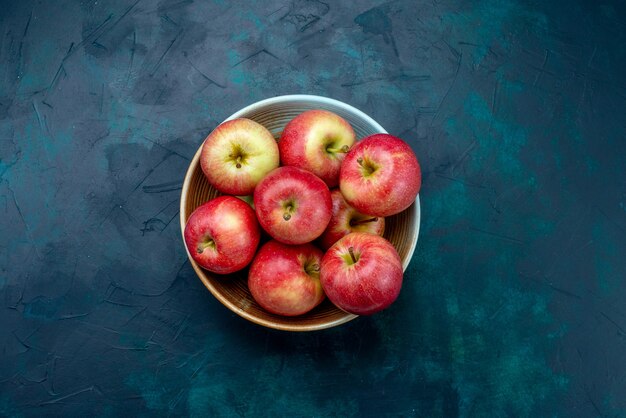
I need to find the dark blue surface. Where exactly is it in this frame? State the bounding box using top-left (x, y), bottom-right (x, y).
top-left (1, 0), bottom-right (625, 416)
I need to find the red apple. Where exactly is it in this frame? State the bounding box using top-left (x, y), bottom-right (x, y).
top-left (339, 133), bottom-right (421, 217)
top-left (200, 118), bottom-right (279, 195)
top-left (320, 232), bottom-right (403, 315)
top-left (184, 196), bottom-right (261, 274)
top-left (253, 166), bottom-right (332, 245)
top-left (279, 109), bottom-right (356, 188)
top-left (318, 189), bottom-right (385, 250)
top-left (248, 240), bottom-right (325, 316)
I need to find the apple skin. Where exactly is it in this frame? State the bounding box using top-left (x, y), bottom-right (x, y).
top-left (184, 196), bottom-right (261, 274)
top-left (200, 118), bottom-right (279, 196)
top-left (318, 189), bottom-right (385, 250)
top-left (279, 109), bottom-right (356, 188)
top-left (320, 232), bottom-right (403, 315)
top-left (339, 133), bottom-right (421, 217)
top-left (253, 166), bottom-right (332, 245)
top-left (248, 240), bottom-right (325, 316)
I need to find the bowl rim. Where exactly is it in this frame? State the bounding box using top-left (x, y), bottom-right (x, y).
top-left (179, 94), bottom-right (421, 331)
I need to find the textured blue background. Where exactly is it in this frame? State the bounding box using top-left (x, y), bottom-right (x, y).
top-left (1, 0), bottom-right (625, 416)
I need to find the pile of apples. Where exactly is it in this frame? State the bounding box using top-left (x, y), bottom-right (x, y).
top-left (184, 109), bottom-right (421, 317)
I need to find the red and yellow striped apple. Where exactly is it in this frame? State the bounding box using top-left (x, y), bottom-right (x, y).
top-left (279, 110), bottom-right (356, 188)
top-left (184, 196), bottom-right (260, 274)
top-left (248, 240), bottom-right (325, 316)
top-left (200, 118), bottom-right (279, 195)
top-left (318, 189), bottom-right (385, 250)
top-left (339, 133), bottom-right (421, 217)
top-left (253, 166), bottom-right (332, 245)
top-left (320, 232), bottom-right (403, 315)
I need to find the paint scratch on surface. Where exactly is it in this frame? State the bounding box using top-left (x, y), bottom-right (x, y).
top-left (469, 226), bottom-right (525, 245)
top-left (39, 386), bottom-right (98, 405)
top-left (600, 312), bottom-right (626, 337)
top-left (432, 50), bottom-right (462, 125)
top-left (186, 57), bottom-right (226, 88)
top-left (150, 29), bottom-right (183, 76)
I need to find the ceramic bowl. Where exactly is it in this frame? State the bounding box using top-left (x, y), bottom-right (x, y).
top-left (180, 94), bottom-right (420, 331)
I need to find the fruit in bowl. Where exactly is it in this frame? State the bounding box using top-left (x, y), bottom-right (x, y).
top-left (248, 240), bottom-right (325, 316)
top-left (184, 196), bottom-right (261, 274)
top-left (253, 166), bottom-right (332, 245)
top-left (279, 109), bottom-right (356, 188)
top-left (180, 95), bottom-right (421, 331)
top-left (318, 189), bottom-right (385, 250)
top-left (340, 133), bottom-right (422, 217)
top-left (200, 118), bottom-right (279, 196)
top-left (320, 232), bottom-right (403, 315)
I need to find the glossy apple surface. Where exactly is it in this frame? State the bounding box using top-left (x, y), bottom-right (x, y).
top-left (253, 166), bottom-right (332, 245)
top-left (248, 240), bottom-right (325, 316)
top-left (184, 196), bottom-right (261, 274)
top-left (200, 118), bottom-right (279, 195)
top-left (318, 189), bottom-right (385, 250)
top-left (320, 232), bottom-right (403, 315)
top-left (339, 133), bottom-right (421, 217)
top-left (279, 109), bottom-right (356, 188)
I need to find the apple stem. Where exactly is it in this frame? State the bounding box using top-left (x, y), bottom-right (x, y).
top-left (350, 217), bottom-right (379, 226)
top-left (197, 239), bottom-right (215, 254)
top-left (356, 156), bottom-right (377, 176)
top-left (235, 156), bottom-right (242, 169)
top-left (304, 262), bottom-right (320, 276)
top-left (326, 144), bottom-right (350, 153)
top-left (348, 246), bottom-right (357, 264)
top-left (283, 213), bottom-right (291, 221)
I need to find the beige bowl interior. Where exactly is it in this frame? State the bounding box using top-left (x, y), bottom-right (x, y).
top-left (180, 95), bottom-right (421, 331)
